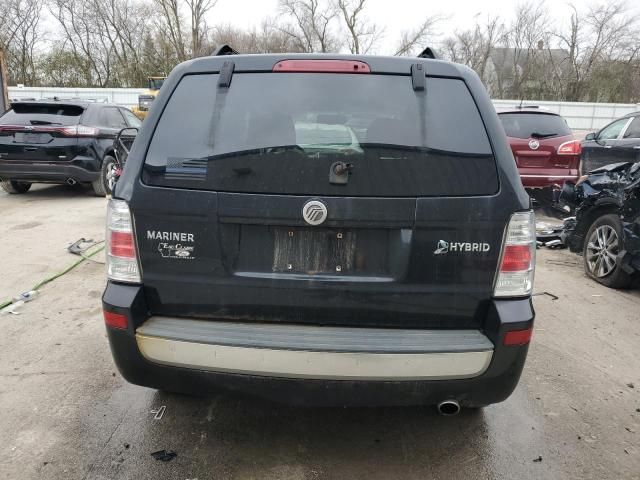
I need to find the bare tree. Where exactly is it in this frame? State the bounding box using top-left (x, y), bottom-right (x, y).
top-left (0, 0), bottom-right (31, 49)
top-left (4, 0), bottom-right (637, 101)
top-left (500, 2), bottom-right (552, 98)
top-left (444, 16), bottom-right (503, 79)
top-left (278, 0), bottom-right (339, 52)
top-left (95, 0), bottom-right (157, 86)
top-left (153, 0), bottom-right (188, 62)
top-left (6, 0), bottom-right (43, 85)
top-left (213, 20), bottom-right (305, 54)
top-left (50, 0), bottom-right (115, 86)
top-left (186, 0), bottom-right (218, 57)
top-left (555, 0), bottom-right (639, 101)
top-left (393, 16), bottom-right (442, 57)
top-left (335, 0), bottom-right (381, 54)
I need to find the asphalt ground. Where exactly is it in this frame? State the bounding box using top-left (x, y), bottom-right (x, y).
top-left (1, 184), bottom-right (639, 479)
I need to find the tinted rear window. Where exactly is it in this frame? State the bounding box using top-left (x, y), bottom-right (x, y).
top-left (0, 103), bottom-right (84, 126)
top-left (499, 112), bottom-right (571, 139)
top-left (144, 73), bottom-right (498, 197)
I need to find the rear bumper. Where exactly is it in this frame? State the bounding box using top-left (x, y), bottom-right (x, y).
top-left (103, 282), bottom-right (534, 406)
top-left (135, 318), bottom-right (494, 380)
top-left (519, 171), bottom-right (579, 189)
top-left (0, 156), bottom-right (101, 183)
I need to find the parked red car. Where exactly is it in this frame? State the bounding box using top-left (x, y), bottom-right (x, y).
top-left (498, 107), bottom-right (581, 203)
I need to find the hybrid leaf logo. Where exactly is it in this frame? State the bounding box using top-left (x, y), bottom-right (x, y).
top-left (302, 200), bottom-right (328, 226)
top-left (434, 240), bottom-right (491, 255)
top-left (434, 240), bottom-right (450, 255)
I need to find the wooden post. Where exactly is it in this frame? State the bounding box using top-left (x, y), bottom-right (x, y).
top-left (0, 48), bottom-right (9, 113)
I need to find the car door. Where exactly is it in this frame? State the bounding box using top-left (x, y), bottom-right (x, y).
top-left (581, 117), bottom-right (632, 172)
top-left (94, 107), bottom-right (128, 160)
top-left (120, 108), bottom-right (142, 128)
top-left (99, 107), bottom-right (128, 134)
top-left (116, 108), bottom-right (140, 163)
top-left (618, 116), bottom-right (640, 164)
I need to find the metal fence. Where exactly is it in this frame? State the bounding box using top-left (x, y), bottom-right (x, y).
top-left (7, 86), bottom-right (640, 131)
top-left (493, 99), bottom-right (640, 131)
top-left (8, 86), bottom-right (145, 109)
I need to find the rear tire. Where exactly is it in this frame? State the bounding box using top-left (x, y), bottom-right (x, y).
top-left (0, 180), bottom-right (32, 194)
top-left (92, 155), bottom-right (117, 197)
top-left (583, 214), bottom-right (633, 289)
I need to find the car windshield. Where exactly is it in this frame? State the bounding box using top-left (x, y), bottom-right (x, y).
top-left (149, 78), bottom-right (165, 90)
top-left (499, 112), bottom-right (572, 139)
top-left (144, 72), bottom-right (498, 197)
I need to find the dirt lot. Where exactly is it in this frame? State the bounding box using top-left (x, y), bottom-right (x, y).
top-left (1, 185), bottom-right (639, 480)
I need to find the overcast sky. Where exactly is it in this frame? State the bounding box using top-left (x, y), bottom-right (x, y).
top-left (210, 0), bottom-right (600, 53)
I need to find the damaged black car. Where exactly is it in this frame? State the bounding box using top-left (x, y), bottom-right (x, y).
top-left (561, 162), bottom-right (640, 288)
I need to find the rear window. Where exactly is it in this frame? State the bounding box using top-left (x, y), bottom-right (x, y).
top-left (144, 73), bottom-right (498, 197)
top-left (0, 103), bottom-right (84, 126)
top-left (499, 112), bottom-right (571, 139)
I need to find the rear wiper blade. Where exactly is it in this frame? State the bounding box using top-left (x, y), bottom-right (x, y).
top-left (530, 132), bottom-right (557, 139)
top-left (29, 120), bottom-right (63, 125)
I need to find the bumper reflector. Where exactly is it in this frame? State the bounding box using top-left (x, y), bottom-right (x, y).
top-left (503, 327), bottom-right (533, 346)
top-left (104, 310), bottom-right (128, 330)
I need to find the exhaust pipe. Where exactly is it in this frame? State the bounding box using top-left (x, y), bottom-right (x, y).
top-left (66, 178), bottom-right (77, 186)
top-left (437, 400), bottom-right (460, 416)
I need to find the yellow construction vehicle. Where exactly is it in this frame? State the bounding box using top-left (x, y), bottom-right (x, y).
top-left (131, 76), bottom-right (166, 120)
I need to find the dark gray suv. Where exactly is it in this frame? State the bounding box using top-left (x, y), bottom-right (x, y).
top-left (102, 51), bottom-right (536, 411)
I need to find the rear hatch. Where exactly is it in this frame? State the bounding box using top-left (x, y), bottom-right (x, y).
top-left (499, 111), bottom-right (579, 179)
top-left (0, 102), bottom-right (85, 163)
top-left (131, 65), bottom-right (510, 329)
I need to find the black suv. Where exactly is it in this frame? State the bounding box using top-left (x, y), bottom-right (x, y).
top-left (0, 100), bottom-right (141, 196)
top-left (102, 52), bottom-right (536, 410)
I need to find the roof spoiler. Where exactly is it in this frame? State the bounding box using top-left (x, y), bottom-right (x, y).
top-left (212, 44), bottom-right (239, 56)
top-left (417, 47), bottom-right (438, 60)
top-left (11, 97), bottom-right (98, 105)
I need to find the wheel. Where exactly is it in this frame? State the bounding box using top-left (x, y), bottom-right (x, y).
top-left (0, 180), bottom-right (31, 194)
top-left (92, 155), bottom-right (117, 197)
top-left (583, 214), bottom-right (633, 288)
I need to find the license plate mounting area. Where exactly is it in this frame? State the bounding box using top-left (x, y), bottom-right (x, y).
top-left (272, 227), bottom-right (356, 274)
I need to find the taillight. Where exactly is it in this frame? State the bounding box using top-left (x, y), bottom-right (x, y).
top-left (273, 60), bottom-right (371, 73)
top-left (494, 211), bottom-right (536, 297)
top-left (60, 125), bottom-right (99, 137)
top-left (0, 125), bottom-right (21, 133)
top-left (106, 199), bottom-right (141, 283)
top-left (0, 124), bottom-right (98, 137)
top-left (109, 231), bottom-right (136, 258)
top-left (557, 139), bottom-right (581, 155)
top-left (500, 245), bottom-right (532, 272)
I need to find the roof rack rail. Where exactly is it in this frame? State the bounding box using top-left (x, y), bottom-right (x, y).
top-left (212, 44), bottom-right (239, 56)
top-left (417, 47), bottom-right (438, 60)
